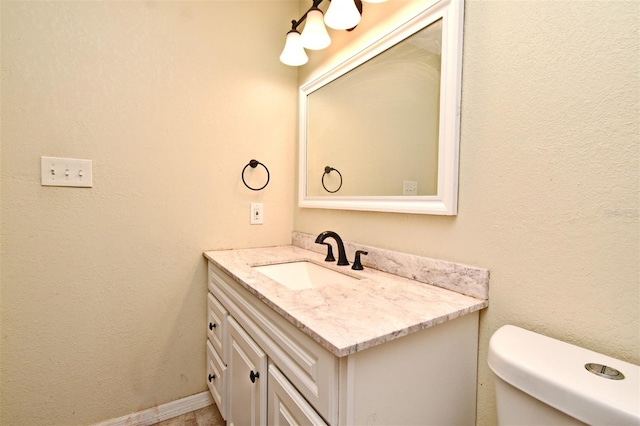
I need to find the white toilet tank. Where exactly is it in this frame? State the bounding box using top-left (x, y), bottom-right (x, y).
top-left (488, 325), bottom-right (640, 425)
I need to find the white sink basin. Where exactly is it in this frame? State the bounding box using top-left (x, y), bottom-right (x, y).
top-left (253, 261), bottom-right (360, 290)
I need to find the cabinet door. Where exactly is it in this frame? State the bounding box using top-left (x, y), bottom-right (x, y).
top-left (227, 317), bottom-right (267, 426)
top-left (268, 364), bottom-right (328, 426)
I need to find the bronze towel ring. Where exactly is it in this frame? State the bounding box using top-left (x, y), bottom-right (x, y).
top-left (322, 166), bottom-right (342, 193)
top-left (242, 159), bottom-right (270, 191)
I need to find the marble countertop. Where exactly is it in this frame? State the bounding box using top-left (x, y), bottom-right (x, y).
top-left (204, 240), bottom-right (488, 357)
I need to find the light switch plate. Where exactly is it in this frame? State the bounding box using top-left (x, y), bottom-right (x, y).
top-left (41, 156), bottom-right (93, 187)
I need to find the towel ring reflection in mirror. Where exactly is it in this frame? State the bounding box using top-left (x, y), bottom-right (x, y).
top-left (242, 159), bottom-right (270, 191)
top-left (322, 166), bottom-right (342, 193)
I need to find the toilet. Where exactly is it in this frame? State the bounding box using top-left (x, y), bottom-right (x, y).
top-left (488, 325), bottom-right (640, 425)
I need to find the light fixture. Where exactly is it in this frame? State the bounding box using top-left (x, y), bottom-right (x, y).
top-left (279, 28), bottom-right (308, 66)
top-left (280, 0), bottom-right (384, 67)
top-left (324, 0), bottom-right (361, 30)
top-left (300, 7), bottom-right (331, 50)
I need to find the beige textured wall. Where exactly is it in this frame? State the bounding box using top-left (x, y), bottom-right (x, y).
top-left (0, 1), bottom-right (297, 424)
top-left (2, 0), bottom-right (638, 425)
top-left (296, 1), bottom-right (639, 425)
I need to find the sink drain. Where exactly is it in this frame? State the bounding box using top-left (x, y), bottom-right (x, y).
top-left (585, 363), bottom-right (625, 380)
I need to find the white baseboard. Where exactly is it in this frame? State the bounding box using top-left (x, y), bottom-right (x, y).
top-left (93, 391), bottom-right (214, 426)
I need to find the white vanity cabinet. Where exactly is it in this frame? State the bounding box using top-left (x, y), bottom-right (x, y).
top-left (206, 262), bottom-right (334, 425)
top-left (206, 259), bottom-right (481, 425)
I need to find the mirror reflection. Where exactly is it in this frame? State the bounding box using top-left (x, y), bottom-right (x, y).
top-left (306, 19), bottom-right (443, 197)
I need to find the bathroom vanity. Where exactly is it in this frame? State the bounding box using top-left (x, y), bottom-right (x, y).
top-left (204, 232), bottom-right (489, 425)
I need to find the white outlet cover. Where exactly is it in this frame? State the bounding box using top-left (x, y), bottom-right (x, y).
top-left (403, 180), bottom-right (418, 196)
top-left (250, 202), bottom-right (263, 225)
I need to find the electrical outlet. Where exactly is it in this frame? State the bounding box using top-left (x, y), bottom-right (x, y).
top-left (250, 203), bottom-right (264, 225)
top-left (41, 156), bottom-right (93, 187)
top-left (403, 180), bottom-right (418, 196)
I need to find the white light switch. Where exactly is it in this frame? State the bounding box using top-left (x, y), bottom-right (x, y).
top-left (41, 156), bottom-right (93, 187)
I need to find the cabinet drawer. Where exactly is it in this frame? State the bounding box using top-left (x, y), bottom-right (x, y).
top-left (207, 293), bottom-right (227, 360)
top-left (268, 363), bottom-right (328, 426)
top-left (206, 340), bottom-right (227, 420)
top-left (209, 263), bottom-right (338, 425)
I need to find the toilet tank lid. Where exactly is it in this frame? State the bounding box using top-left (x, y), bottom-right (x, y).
top-left (488, 325), bottom-right (640, 425)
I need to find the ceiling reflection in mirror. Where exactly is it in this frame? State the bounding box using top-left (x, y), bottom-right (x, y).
top-left (306, 19), bottom-right (443, 197)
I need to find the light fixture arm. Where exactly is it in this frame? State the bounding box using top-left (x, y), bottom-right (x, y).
top-left (290, 0), bottom-right (364, 31)
top-left (280, 0), bottom-right (370, 66)
top-left (290, 0), bottom-right (325, 31)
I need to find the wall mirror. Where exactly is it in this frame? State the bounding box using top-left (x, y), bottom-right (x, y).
top-left (298, 0), bottom-right (463, 215)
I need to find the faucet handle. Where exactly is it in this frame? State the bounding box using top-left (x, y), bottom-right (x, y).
top-left (321, 242), bottom-right (336, 262)
top-left (352, 250), bottom-right (368, 270)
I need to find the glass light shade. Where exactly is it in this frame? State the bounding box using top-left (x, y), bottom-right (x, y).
top-left (279, 30), bottom-right (308, 66)
top-left (300, 8), bottom-right (331, 50)
top-left (324, 0), bottom-right (361, 30)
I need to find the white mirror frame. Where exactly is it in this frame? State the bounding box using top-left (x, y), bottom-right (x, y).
top-left (298, 0), bottom-right (464, 215)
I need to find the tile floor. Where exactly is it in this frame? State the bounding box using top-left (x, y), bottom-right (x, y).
top-left (152, 404), bottom-right (224, 426)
